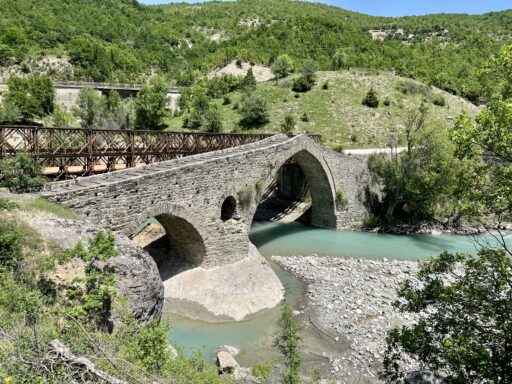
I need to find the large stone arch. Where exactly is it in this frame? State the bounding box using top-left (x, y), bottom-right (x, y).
top-left (254, 147), bottom-right (337, 229)
top-left (125, 202), bottom-right (208, 266)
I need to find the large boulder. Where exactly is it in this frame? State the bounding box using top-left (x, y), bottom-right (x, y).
top-left (25, 215), bottom-right (164, 322)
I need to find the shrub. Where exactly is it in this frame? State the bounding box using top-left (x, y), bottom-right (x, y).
top-left (350, 134), bottom-right (358, 143)
top-left (0, 153), bottom-right (45, 192)
top-left (222, 95), bottom-right (231, 105)
top-left (301, 112), bottom-right (310, 122)
top-left (336, 189), bottom-right (349, 208)
top-left (0, 198), bottom-right (18, 211)
top-left (241, 67), bottom-right (257, 92)
top-left (432, 94), bottom-right (446, 106)
top-left (238, 92), bottom-right (269, 128)
top-left (362, 88), bottom-right (379, 108)
top-left (274, 300), bottom-right (303, 384)
top-left (321, 81), bottom-right (329, 90)
top-left (0, 220), bottom-right (23, 272)
top-left (396, 80), bottom-right (431, 96)
top-left (383, 97), bottom-right (391, 106)
top-left (363, 213), bottom-right (380, 227)
top-left (333, 143), bottom-right (344, 153)
top-left (271, 54), bottom-right (293, 79)
top-left (292, 75), bottom-right (314, 92)
top-left (280, 114), bottom-right (295, 134)
top-left (203, 105), bottom-right (222, 132)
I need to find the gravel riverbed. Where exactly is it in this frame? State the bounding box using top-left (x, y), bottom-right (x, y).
top-left (272, 256), bottom-right (421, 383)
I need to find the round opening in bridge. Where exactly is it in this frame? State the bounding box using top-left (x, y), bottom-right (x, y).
top-left (221, 196), bottom-right (237, 221)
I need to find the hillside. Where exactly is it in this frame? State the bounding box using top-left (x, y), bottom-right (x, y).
top-left (0, 0), bottom-right (510, 101)
top-left (168, 70), bottom-right (479, 148)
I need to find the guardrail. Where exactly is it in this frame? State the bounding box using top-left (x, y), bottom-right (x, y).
top-left (0, 125), bottom-right (321, 179)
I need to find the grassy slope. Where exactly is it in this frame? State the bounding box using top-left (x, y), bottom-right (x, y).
top-left (167, 71), bottom-right (478, 148)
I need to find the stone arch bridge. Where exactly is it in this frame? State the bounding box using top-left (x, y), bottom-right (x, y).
top-left (43, 134), bottom-right (373, 319)
top-left (43, 134), bottom-right (371, 269)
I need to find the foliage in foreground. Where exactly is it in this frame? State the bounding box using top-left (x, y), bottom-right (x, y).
top-left (0, 219), bottom-right (223, 384)
top-left (0, 153), bottom-right (45, 192)
top-left (381, 248), bottom-right (512, 383)
top-left (274, 300), bottom-right (303, 384)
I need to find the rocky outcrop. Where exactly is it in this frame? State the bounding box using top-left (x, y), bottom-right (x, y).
top-left (24, 215), bottom-right (164, 322)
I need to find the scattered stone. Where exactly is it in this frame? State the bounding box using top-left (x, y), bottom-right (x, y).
top-left (217, 350), bottom-right (239, 374)
top-left (219, 345), bottom-right (240, 357)
top-left (273, 255), bottom-right (422, 383)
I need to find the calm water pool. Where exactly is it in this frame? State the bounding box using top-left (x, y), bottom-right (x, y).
top-left (169, 221), bottom-right (506, 364)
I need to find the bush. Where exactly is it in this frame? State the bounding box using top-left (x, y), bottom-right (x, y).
top-left (0, 221), bottom-right (23, 272)
top-left (0, 198), bottom-right (18, 211)
top-left (238, 92), bottom-right (269, 128)
top-left (336, 189), bottom-right (349, 208)
top-left (396, 80), bottom-right (431, 96)
top-left (362, 88), bottom-right (379, 108)
top-left (241, 67), bottom-right (257, 92)
top-left (271, 54), bottom-right (293, 79)
top-left (363, 213), bottom-right (380, 227)
top-left (321, 81), bottom-right (329, 90)
top-left (432, 94), bottom-right (446, 106)
top-left (300, 112), bottom-right (310, 122)
top-left (383, 97), bottom-right (391, 106)
top-left (0, 153), bottom-right (45, 192)
top-left (292, 75), bottom-right (314, 92)
top-left (280, 114), bottom-right (295, 134)
top-left (5, 74), bottom-right (55, 122)
top-left (222, 95), bottom-right (231, 105)
top-left (203, 105), bottom-right (222, 132)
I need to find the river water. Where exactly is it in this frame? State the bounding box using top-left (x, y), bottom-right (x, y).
top-left (168, 221), bottom-right (506, 365)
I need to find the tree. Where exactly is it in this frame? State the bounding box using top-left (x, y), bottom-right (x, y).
top-left (0, 153), bottom-right (45, 192)
top-left (451, 44), bottom-right (512, 224)
top-left (381, 249), bottom-right (512, 384)
top-left (332, 48), bottom-right (348, 70)
top-left (362, 88), bottom-right (379, 108)
top-left (203, 104), bottom-right (222, 132)
top-left (134, 79), bottom-right (168, 130)
top-left (0, 100), bottom-right (22, 124)
top-left (280, 114), bottom-right (295, 134)
top-left (5, 74), bottom-right (55, 122)
top-left (74, 87), bottom-right (104, 129)
top-left (238, 92), bottom-right (269, 128)
top-left (274, 300), bottom-right (303, 384)
top-left (241, 67), bottom-right (257, 92)
top-left (292, 59), bottom-right (317, 92)
top-left (368, 105), bottom-right (459, 224)
top-left (272, 54), bottom-right (293, 79)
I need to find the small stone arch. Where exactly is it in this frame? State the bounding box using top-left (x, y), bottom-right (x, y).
top-left (127, 202), bottom-right (208, 266)
top-left (221, 196), bottom-right (237, 221)
top-left (255, 148), bottom-right (337, 229)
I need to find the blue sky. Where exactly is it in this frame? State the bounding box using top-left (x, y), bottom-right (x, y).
top-left (139, 0), bottom-right (512, 17)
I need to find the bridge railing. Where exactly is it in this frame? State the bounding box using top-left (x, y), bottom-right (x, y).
top-left (0, 125), bottom-right (321, 179)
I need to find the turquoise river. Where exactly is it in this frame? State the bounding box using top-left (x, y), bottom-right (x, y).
top-left (167, 221), bottom-right (508, 365)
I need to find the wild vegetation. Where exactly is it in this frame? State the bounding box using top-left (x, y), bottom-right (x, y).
top-left (0, 0), bottom-right (510, 102)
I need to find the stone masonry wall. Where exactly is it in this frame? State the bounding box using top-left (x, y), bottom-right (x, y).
top-left (45, 135), bottom-right (373, 268)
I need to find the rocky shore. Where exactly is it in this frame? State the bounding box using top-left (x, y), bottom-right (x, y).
top-left (273, 256), bottom-right (421, 383)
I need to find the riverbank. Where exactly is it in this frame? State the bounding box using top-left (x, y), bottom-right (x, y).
top-left (273, 256), bottom-right (420, 383)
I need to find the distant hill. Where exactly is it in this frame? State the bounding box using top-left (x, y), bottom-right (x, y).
top-left (0, 0), bottom-right (510, 102)
top-left (167, 70), bottom-right (479, 148)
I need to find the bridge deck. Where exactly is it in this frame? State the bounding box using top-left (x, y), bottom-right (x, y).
top-left (0, 126), bottom-right (309, 179)
top-left (44, 134), bottom-right (293, 194)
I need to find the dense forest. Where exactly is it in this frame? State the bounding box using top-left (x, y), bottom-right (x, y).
top-left (0, 0), bottom-right (511, 102)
